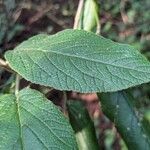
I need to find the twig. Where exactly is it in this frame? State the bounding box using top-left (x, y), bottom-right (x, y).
top-left (73, 0), bottom-right (85, 29)
top-left (0, 58), bottom-right (14, 73)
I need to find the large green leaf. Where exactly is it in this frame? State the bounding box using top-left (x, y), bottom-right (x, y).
top-left (67, 100), bottom-right (99, 150)
top-left (5, 29), bottom-right (150, 93)
top-left (0, 88), bottom-right (77, 150)
top-left (98, 91), bottom-right (150, 150)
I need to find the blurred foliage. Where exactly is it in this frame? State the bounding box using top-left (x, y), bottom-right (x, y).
top-left (0, 0), bottom-right (24, 48)
top-left (100, 0), bottom-right (150, 53)
top-left (0, 0), bottom-right (76, 53)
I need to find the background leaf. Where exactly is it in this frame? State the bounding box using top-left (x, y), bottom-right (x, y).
top-left (98, 91), bottom-right (150, 150)
top-left (67, 100), bottom-right (99, 150)
top-left (0, 88), bottom-right (77, 150)
top-left (5, 29), bottom-right (150, 93)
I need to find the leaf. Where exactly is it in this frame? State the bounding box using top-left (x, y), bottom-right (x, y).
top-left (67, 100), bottom-right (99, 150)
top-left (0, 88), bottom-right (77, 150)
top-left (5, 29), bottom-right (150, 93)
top-left (98, 91), bottom-right (150, 150)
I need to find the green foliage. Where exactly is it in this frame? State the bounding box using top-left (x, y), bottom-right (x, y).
top-left (0, 0), bottom-right (150, 149)
top-left (98, 91), bottom-right (150, 150)
top-left (5, 29), bottom-right (150, 93)
top-left (100, 0), bottom-right (150, 52)
top-left (0, 88), bottom-right (77, 150)
top-left (67, 100), bottom-right (99, 150)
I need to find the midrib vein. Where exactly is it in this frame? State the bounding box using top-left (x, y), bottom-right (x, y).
top-left (15, 93), bottom-right (24, 150)
top-left (17, 48), bottom-right (150, 74)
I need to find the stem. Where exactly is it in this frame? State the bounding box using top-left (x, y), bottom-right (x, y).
top-left (0, 58), bottom-right (14, 73)
top-left (15, 74), bottom-right (20, 96)
top-left (73, 0), bottom-right (85, 29)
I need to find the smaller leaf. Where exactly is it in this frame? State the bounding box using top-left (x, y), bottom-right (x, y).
top-left (0, 88), bottom-right (77, 150)
top-left (67, 100), bottom-right (99, 150)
